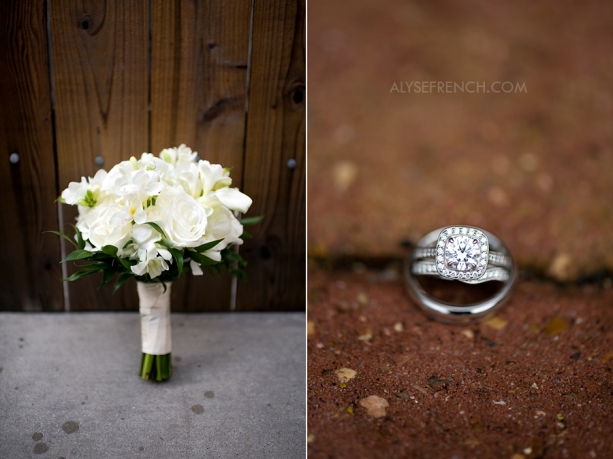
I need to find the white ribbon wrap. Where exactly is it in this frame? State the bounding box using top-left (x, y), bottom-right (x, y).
top-left (137, 282), bottom-right (172, 355)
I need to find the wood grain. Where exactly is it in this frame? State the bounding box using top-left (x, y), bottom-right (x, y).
top-left (50, 0), bottom-right (149, 310)
top-left (0, 0), bottom-right (64, 312)
top-left (151, 0), bottom-right (252, 312)
top-left (236, 0), bottom-right (306, 311)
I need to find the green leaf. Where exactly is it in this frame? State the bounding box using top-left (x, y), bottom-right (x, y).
top-left (189, 251), bottom-right (219, 266)
top-left (113, 273), bottom-right (132, 294)
top-left (159, 237), bottom-right (174, 248)
top-left (154, 278), bottom-right (168, 294)
top-left (73, 225), bottom-right (85, 250)
top-left (73, 262), bottom-right (105, 272)
top-left (240, 215), bottom-right (264, 226)
top-left (61, 249), bottom-right (93, 263)
top-left (240, 231), bottom-right (252, 239)
top-left (168, 248), bottom-right (184, 278)
top-left (194, 239), bottom-right (224, 253)
top-left (145, 222), bottom-right (167, 238)
top-left (43, 230), bottom-right (77, 249)
top-left (99, 268), bottom-right (115, 288)
top-left (101, 245), bottom-right (119, 257)
top-left (119, 257), bottom-right (136, 271)
top-left (62, 270), bottom-right (98, 282)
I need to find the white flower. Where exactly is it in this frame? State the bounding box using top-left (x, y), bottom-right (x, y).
top-left (171, 161), bottom-right (202, 198)
top-left (160, 144), bottom-right (197, 166)
top-left (118, 169), bottom-right (164, 200)
top-left (161, 189), bottom-right (210, 248)
top-left (79, 198), bottom-right (132, 250)
top-left (101, 160), bottom-right (136, 193)
top-left (198, 160), bottom-right (232, 194)
top-left (190, 259), bottom-right (203, 276)
top-left (60, 169), bottom-right (107, 206)
top-left (138, 153), bottom-right (173, 178)
top-left (213, 187), bottom-right (252, 213)
top-left (131, 254), bottom-right (170, 279)
top-left (204, 206), bottom-right (244, 251)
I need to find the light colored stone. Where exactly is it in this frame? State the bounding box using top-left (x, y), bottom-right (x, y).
top-left (393, 322), bottom-right (404, 332)
top-left (335, 368), bottom-right (357, 383)
top-left (359, 395), bottom-right (389, 418)
top-left (462, 329), bottom-right (474, 339)
top-left (445, 235), bottom-right (481, 271)
top-left (307, 321), bottom-right (316, 336)
top-left (483, 316), bottom-right (507, 330)
top-left (358, 329), bottom-right (372, 342)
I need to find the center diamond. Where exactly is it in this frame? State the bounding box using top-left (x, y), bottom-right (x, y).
top-left (435, 227), bottom-right (490, 281)
top-left (445, 235), bottom-right (481, 271)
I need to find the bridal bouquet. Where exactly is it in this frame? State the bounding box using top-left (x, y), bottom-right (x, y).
top-left (49, 145), bottom-right (260, 381)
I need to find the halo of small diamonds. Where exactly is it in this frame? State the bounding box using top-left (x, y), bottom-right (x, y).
top-left (436, 226), bottom-right (489, 281)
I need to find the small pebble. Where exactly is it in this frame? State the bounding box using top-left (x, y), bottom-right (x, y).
top-left (307, 321), bottom-right (316, 336)
top-left (601, 351), bottom-right (613, 363)
top-left (307, 434), bottom-right (315, 443)
top-left (393, 322), bottom-right (404, 332)
top-left (483, 316), bottom-right (507, 330)
top-left (531, 382), bottom-right (539, 389)
top-left (335, 367), bottom-right (357, 383)
top-left (523, 447), bottom-right (533, 455)
top-left (358, 329), bottom-right (372, 342)
top-left (359, 395), bottom-right (389, 418)
top-left (332, 161), bottom-right (358, 192)
top-left (493, 400), bottom-right (506, 405)
top-left (462, 329), bottom-right (474, 339)
top-left (543, 317), bottom-right (570, 336)
top-left (356, 292), bottom-right (369, 306)
top-left (548, 253), bottom-right (573, 281)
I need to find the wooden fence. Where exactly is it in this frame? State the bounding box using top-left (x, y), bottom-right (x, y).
top-left (0, 0), bottom-right (305, 312)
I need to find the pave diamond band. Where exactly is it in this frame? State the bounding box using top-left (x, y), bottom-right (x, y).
top-left (405, 226), bottom-right (516, 324)
top-left (412, 247), bottom-right (512, 268)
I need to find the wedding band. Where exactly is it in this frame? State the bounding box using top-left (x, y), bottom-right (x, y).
top-left (405, 226), bottom-right (516, 324)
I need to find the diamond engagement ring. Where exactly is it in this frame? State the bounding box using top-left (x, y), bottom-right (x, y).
top-left (405, 226), bottom-right (516, 324)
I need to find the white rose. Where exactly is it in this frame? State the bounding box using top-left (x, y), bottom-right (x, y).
top-left (162, 190), bottom-right (210, 248)
top-left (81, 198), bottom-right (132, 250)
top-left (204, 206), bottom-right (243, 251)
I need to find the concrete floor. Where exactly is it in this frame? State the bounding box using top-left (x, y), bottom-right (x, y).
top-left (0, 312), bottom-right (305, 459)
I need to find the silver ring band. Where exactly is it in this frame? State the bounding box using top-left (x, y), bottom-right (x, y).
top-left (405, 226), bottom-right (517, 324)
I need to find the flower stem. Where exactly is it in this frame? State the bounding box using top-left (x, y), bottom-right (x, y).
top-left (139, 352), bottom-right (172, 381)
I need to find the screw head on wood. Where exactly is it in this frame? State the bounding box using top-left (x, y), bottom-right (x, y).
top-left (9, 153), bottom-right (19, 164)
top-left (94, 155), bottom-right (104, 166)
top-left (287, 159), bottom-right (297, 169)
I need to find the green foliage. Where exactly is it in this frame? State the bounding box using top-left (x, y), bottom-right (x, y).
top-left (45, 216), bottom-right (263, 293)
top-left (240, 215), bottom-right (264, 226)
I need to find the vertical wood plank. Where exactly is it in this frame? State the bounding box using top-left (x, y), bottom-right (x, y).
top-left (151, 0), bottom-right (252, 312)
top-left (236, 0), bottom-right (306, 311)
top-left (0, 0), bottom-right (64, 312)
top-left (51, 0), bottom-right (149, 310)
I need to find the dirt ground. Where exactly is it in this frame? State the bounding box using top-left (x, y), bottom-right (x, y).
top-left (307, 0), bottom-right (613, 281)
top-left (307, 268), bottom-right (613, 459)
